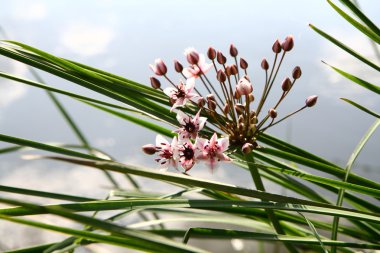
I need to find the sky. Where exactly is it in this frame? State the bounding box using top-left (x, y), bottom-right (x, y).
top-left (0, 0), bottom-right (379, 251)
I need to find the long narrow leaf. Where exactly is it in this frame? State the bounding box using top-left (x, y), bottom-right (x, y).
top-left (341, 98), bottom-right (380, 118)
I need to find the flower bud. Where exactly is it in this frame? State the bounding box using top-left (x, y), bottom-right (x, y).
top-left (217, 69), bottom-right (226, 82)
top-left (149, 58), bottom-right (167, 76)
top-left (197, 97), bottom-right (205, 107)
top-left (223, 103), bottom-right (229, 115)
top-left (235, 103), bottom-right (245, 115)
top-left (208, 99), bottom-right (216, 111)
top-left (217, 51), bottom-right (227, 64)
top-left (230, 64), bottom-right (238, 75)
top-left (150, 77), bottom-right (161, 89)
top-left (282, 77), bottom-right (292, 92)
top-left (261, 58), bottom-right (269, 70)
top-left (236, 75), bottom-right (253, 96)
top-left (207, 94), bottom-right (215, 101)
top-left (238, 115), bottom-right (244, 124)
top-left (184, 48), bottom-right (200, 65)
top-left (272, 39), bottom-right (282, 53)
top-left (248, 94), bottom-right (254, 102)
top-left (282, 35), bottom-right (294, 52)
top-left (142, 144), bottom-right (157, 155)
top-left (292, 66), bottom-right (302, 79)
top-left (229, 44), bottom-right (238, 57)
top-left (240, 58), bottom-right (248, 69)
top-left (242, 143), bottom-right (254, 154)
top-left (234, 90), bottom-right (241, 100)
top-left (225, 66), bottom-right (232, 76)
top-left (269, 108), bottom-right (277, 118)
top-left (207, 47), bottom-right (216, 60)
top-left (305, 95), bottom-right (318, 107)
top-left (174, 60), bottom-right (183, 73)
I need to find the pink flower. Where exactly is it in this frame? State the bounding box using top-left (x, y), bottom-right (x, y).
top-left (175, 110), bottom-right (207, 140)
top-left (163, 78), bottom-right (198, 110)
top-left (196, 133), bottom-right (231, 171)
top-left (236, 75), bottom-right (253, 96)
top-left (184, 47), bottom-right (200, 65)
top-left (149, 58), bottom-right (167, 76)
top-left (154, 135), bottom-right (178, 170)
top-left (183, 54), bottom-right (212, 78)
top-left (178, 141), bottom-right (197, 171)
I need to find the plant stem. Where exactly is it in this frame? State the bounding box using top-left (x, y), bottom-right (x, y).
top-left (245, 153), bottom-right (299, 253)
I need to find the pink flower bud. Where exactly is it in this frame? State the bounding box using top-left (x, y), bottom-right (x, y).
top-left (292, 66), bottom-right (302, 79)
top-left (197, 97), bottom-right (205, 107)
top-left (272, 39), bottom-right (282, 53)
top-left (305, 95), bottom-right (318, 107)
top-left (184, 48), bottom-right (200, 65)
top-left (240, 58), bottom-right (248, 69)
top-left (225, 66), bottom-right (232, 76)
top-left (229, 44), bottom-right (238, 57)
top-left (281, 35), bottom-right (294, 52)
top-left (207, 47), bottom-right (216, 60)
top-left (150, 77), bottom-right (161, 89)
top-left (217, 51), bottom-right (226, 64)
top-left (230, 64), bottom-right (238, 75)
top-left (282, 77), bottom-right (292, 92)
top-left (235, 103), bottom-right (245, 115)
top-left (149, 58), bottom-right (167, 76)
top-left (248, 94), bottom-right (254, 102)
top-left (208, 99), bottom-right (216, 111)
top-left (242, 143), bottom-right (254, 154)
top-left (223, 103), bottom-right (229, 115)
top-left (261, 58), bottom-right (269, 70)
top-left (268, 108), bottom-right (277, 118)
top-left (207, 94), bottom-right (215, 101)
top-left (217, 69), bottom-right (227, 82)
top-left (174, 60), bottom-right (183, 73)
top-left (142, 144), bottom-right (157, 155)
top-left (236, 75), bottom-right (253, 96)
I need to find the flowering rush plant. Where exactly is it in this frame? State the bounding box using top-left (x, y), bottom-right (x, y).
top-left (144, 35), bottom-right (318, 173)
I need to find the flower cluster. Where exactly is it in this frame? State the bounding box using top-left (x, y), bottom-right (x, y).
top-left (142, 110), bottom-right (230, 172)
top-left (146, 35), bottom-right (318, 172)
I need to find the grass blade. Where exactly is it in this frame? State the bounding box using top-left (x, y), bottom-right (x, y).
top-left (341, 98), bottom-right (380, 118)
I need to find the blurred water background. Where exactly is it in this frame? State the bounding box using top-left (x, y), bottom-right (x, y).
top-left (0, 0), bottom-right (379, 252)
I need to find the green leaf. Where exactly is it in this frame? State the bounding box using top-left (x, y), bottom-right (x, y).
top-left (322, 62), bottom-right (380, 94)
top-left (327, 0), bottom-right (380, 44)
top-left (341, 98), bottom-right (380, 118)
top-left (309, 24), bottom-right (380, 72)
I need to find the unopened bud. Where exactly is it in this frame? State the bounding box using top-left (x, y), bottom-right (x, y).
top-left (225, 66), bottom-right (232, 76)
top-left (229, 44), bottom-right (238, 57)
top-left (282, 35), bottom-right (294, 52)
top-left (207, 47), bottom-right (216, 60)
top-left (261, 58), bottom-right (269, 70)
top-left (282, 77), bottom-right (292, 92)
top-left (292, 66), bottom-right (302, 79)
top-left (217, 69), bottom-right (226, 82)
top-left (150, 77), bottom-right (161, 89)
top-left (230, 64), bottom-right (238, 75)
top-left (269, 108), bottom-right (277, 118)
top-left (208, 99), bottom-right (217, 110)
top-left (240, 58), bottom-right (248, 69)
top-left (305, 95), bottom-right (318, 107)
top-left (235, 103), bottom-right (245, 115)
top-left (272, 39), bottom-right (282, 53)
top-left (242, 143), bottom-right (254, 154)
top-left (223, 103), bottom-right (229, 115)
top-left (150, 58), bottom-right (167, 76)
top-left (207, 94), bottom-right (215, 101)
top-left (197, 97), bottom-right (205, 107)
top-left (236, 75), bottom-right (253, 96)
top-left (248, 94), bottom-right (254, 102)
top-left (185, 48), bottom-right (200, 65)
top-left (234, 90), bottom-right (241, 100)
top-left (174, 60), bottom-right (183, 73)
top-left (217, 51), bottom-right (227, 64)
top-left (142, 144), bottom-right (157, 155)
top-left (238, 115), bottom-right (244, 124)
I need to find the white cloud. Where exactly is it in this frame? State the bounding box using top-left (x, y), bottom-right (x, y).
top-left (61, 23), bottom-right (115, 57)
top-left (317, 31), bottom-right (380, 107)
top-left (0, 61), bottom-right (28, 108)
top-left (11, 1), bottom-right (47, 21)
